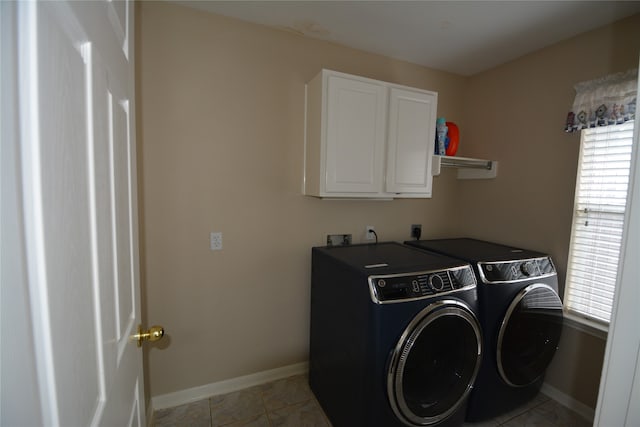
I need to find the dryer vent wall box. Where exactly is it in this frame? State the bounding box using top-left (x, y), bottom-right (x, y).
top-left (304, 69), bottom-right (437, 199)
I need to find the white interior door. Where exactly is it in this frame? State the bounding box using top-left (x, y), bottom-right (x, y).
top-left (17, 1), bottom-right (145, 425)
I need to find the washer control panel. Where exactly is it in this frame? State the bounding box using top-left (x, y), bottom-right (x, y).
top-left (478, 256), bottom-right (556, 284)
top-left (369, 265), bottom-right (476, 303)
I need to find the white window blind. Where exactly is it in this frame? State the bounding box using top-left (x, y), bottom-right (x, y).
top-left (565, 121), bottom-right (634, 324)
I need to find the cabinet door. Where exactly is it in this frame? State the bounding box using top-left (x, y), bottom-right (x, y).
top-left (324, 75), bottom-right (387, 194)
top-left (386, 87), bottom-right (437, 196)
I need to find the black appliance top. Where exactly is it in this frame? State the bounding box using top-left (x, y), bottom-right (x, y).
top-left (313, 242), bottom-right (467, 275)
top-left (405, 238), bottom-right (547, 263)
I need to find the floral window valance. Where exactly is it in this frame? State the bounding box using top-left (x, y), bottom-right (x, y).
top-left (565, 69), bottom-right (637, 133)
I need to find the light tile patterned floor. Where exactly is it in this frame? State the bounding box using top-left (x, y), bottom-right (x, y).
top-left (463, 391), bottom-right (591, 427)
top-left (153, 375), bottom-right (329, 427)
top-left (152, 374), bottom-right (591, 427)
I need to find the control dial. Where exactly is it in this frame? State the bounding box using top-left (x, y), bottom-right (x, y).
top-left (428, 274), bottom-right (444, 292)
top-left (520, 262), bottom-right (533, 276)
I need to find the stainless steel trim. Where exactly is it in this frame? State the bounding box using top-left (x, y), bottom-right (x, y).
top-left (367, 265), bottom-right (476, 305)
top-left (386, 300), bottom-right (483, 426)
top-left (477, 256), bottom-right (557, 284)
top-left (496, 283), bottom-right (563, 387)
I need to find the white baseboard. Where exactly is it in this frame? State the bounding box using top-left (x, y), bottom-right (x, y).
top-left (541, 382), bottom-right (595, 423)
top-left (150, 362), bottom-right (309, 411)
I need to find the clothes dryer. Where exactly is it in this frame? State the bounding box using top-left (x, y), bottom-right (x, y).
top-left (405, 238), bottom-right (563, 421)
top-left (309, 242), bottom-right (482, 427)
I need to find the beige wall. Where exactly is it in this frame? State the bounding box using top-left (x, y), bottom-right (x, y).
top-left (456, 14), bottom-right (640, 408)
top-left (137, 1), bottom-right (467, 398)
top-left (138, 0), bottom-right (640, 410)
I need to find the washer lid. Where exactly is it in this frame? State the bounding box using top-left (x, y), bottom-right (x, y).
top-left (314, 242), bottom-right (467, 275)
top-left (405, 238), bottom-right (547, 262)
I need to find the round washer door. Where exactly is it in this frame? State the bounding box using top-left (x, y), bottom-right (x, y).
top-left (387, 300), bottom-right (482, 426)
top-left (498, 283), bottom-right (563, 387)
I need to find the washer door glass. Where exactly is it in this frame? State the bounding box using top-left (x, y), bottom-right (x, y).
top-left (388, 301), bottom-right (482, 426)
top-left (498, 283), bottom-right (563, 387)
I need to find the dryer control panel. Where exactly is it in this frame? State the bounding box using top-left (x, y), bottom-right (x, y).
top-left (369, 265), bottom-right (476, 304)
top-left (478, 256), bottom-right (556, 284)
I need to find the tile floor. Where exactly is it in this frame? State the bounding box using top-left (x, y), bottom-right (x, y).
top-left (152, 374), bottom-right (591, 427)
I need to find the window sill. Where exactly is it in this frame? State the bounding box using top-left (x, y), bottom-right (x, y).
top-left (563, 311), bottom-right (608, 340)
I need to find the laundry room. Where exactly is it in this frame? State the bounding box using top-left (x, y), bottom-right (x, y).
top-left (136, 2), bottom-right (640, 424)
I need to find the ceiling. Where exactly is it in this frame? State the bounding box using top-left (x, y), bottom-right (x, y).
top-left (175, 1), bottom-right (640, 76)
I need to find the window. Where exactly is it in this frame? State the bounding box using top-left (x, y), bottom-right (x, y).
top-left (564, 121), bottom-right (634, 325)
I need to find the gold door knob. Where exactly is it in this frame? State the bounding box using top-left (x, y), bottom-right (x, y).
top-left (134, 325), bottom-right (165, 347)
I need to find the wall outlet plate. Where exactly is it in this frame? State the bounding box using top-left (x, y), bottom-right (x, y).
top-left (366, 226), bottom-right (375, 240)
top-left (210, 232), bottom-right (223, 251)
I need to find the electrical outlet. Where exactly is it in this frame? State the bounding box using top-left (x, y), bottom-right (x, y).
top-left (411, 224), bottom-right (422, 239)
top-left (210, 232), bottom-right (223, 251)
top-left (366, 225), bottom-right (376, 240)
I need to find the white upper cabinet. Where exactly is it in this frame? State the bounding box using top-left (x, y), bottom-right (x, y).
top-left (304, 69), bottom-right (437, 199)
top-left (386, 87), bottom-right (437, 195)
top-left (325, 74), bottom-right (387, 194)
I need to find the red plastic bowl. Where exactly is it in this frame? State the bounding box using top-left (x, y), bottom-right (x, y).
top-left (445, 122), bottom-right (459, 156)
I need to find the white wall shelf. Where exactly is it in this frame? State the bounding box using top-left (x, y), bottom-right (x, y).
top-left (432, 155), bottom-right (498, 179)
